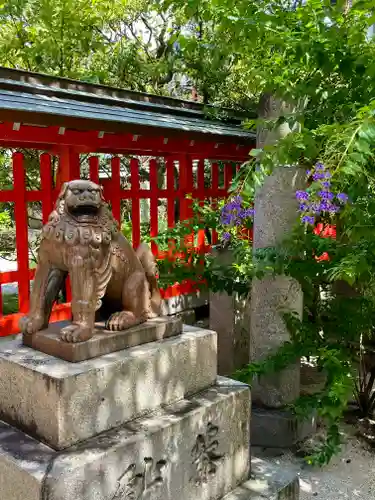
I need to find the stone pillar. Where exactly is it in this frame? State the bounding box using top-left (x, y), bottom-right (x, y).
top-left (250, 94), bottom-right (304, 408)
top-left (209, 247), bottom-right (250, 376)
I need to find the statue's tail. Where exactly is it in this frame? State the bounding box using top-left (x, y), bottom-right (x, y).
top-left (136, 243), bottom-right (162, 317)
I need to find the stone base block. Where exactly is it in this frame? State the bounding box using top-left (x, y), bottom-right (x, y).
top-left (0, 377), bottom-right (250, 500)
top-left (251, 407), bottom-right (316, 448)
top-left (23, 316), bottom-right (182, 362)
top-left (175, 308), bottom-right (196, 325)
top-left (221, 457), bottom-right (299, 500)
top-left (209, 290), bottom-right (250, 377)
top-left (0, 325), bottom-right (217, 450)
top-left (161, 291), bottom-right (209, 316)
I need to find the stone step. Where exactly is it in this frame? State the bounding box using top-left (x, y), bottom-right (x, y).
top-left (0, 377), bottom-right (250, 500)
top-left (0, 324), bottom-right (217, 450)
top-left (251, 407), bottom-right (316, 448)
top-left (23, 316), bottom-right (183, 362)
top-left (221, 457), bottom-right (299, 500)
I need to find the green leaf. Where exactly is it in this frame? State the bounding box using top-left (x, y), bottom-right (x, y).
top-left (249, 148), bottom-right (262, 157)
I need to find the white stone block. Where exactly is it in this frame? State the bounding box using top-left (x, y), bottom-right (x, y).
top-left (0, 325), bottom-right (217, 449)
top-left (0, 378), bottom-right (250, 500)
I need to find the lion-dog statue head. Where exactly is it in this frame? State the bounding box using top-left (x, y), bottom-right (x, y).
top-left (43, 180), bottom-right (119, 248)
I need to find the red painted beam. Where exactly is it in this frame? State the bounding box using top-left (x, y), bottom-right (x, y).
top-left (0, 123), bottom-right (253, 161)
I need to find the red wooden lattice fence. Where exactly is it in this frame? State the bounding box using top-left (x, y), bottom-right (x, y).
top-left (0, 151), bottom-right (240, 336)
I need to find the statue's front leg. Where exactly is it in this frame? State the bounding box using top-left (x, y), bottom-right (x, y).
top-left (60, 257), bottom-right (96, 343)
top-left (19, 257), bottom-right (52, 335)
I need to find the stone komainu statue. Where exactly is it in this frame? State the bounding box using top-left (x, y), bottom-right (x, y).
top-left (19, 180), bottom-right (161, 343)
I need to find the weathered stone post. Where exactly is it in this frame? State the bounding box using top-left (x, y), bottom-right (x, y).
top-left (249, 94), bottom-right (313, 446)
top-left (209, 247), bottom-right (250, 376)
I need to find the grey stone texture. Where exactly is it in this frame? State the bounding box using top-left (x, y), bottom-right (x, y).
top-left (221, 457), bottom-right (299, 500)
top-left (251, 407), bottom-right (316, 449)
top-left (0, 377), bottom-right (251, 500)
top-left (23, 316), bottom-right (182, 362)
top-left (210, 290), bottom-right (250, 376)
top-left (250, 94), bottom-right (305, 409)
top-left (0, 324), bottom-right (217, 450)
top-left (209, 248), bottom-right (250, 376)
top-left (161, 290), bottom-right (208, 316)
top-left (257, 94), bottom-right (301, 150)
top-left (250, 165), bottom-right (304, 408)
top-left (0, 421), bottom-right (53, 500)
top-left (175, 308), bottom-right (197, 325)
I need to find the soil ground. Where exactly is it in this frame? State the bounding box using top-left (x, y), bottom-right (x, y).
top-left (254, 423), bottom-right (375, 499)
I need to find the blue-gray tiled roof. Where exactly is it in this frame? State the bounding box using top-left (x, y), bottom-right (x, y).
top-left (0, 69), bottom-right (255, 142)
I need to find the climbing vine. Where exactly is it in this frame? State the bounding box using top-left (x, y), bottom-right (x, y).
top-left (155, 0), bottom-right (375, 464)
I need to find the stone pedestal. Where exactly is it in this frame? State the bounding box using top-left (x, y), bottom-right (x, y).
top-left (0, 316), bottom-right (300, 500)
top-left (0, 323), bottom-right (217, 449)
top-left (23, 317), bottom-right (182, 362)
top-left (0, 322), bottom-right (254, 500)
top-left (0, 378), bottom-right (250, 500)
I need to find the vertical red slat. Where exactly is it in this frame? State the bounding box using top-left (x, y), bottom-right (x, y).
top-left (130, 158), bottom-right (141, 248)
top-left (179, 156), bottom-right (187, 220)
top-left (111, 157), bottom-right (121, 225)
top-left (179, 155), bottom-right (193, 220)
top-left (224, 162), bottom-right (233, 191)
top-left (166, 158), bottom-right (175, 228)
top-left (89, 156), bottom-right (100, 184)
top-left (211, 162), bottom-right (219, 244)
top-left (69, 150), bottom-right (80, 179)
top-left (197, 159), bottom-right (206, 249)
top-left (68, 153), bottom-right (80, 303)
top-left (57, 148), bottom-right (81, 303)
top-left (57, 148), bottom-right (80, 185)
top-left (40, 153), bottom-right (53, 224)
top-left (13, 152), bottom-right (30, 314)
top-left (149, 159), bottom-right (158, 256)
top-left (41, 153), bottom-right (71, 306)
top-left (166, 158), bottom-right (176, 261)
top-left (0, 285), bottom-right (3, 317)
top-left (211, 162), bottom-right (219, 195)
top-left (55, 147), bottom-right (80, 205)
top-left (180, 155), bottom-right (194, 249)
top-left (56, 150), bottom-right (67, 189)
top-left (197, 159), bottom-right (205, 198)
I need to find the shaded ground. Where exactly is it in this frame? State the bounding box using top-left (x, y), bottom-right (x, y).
top-left (255, 424), bottom-right (375, 499)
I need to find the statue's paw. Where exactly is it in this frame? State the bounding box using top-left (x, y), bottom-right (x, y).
top-left (19, 315), bottom-right (45, 335)
top-left (106, 311), bottom-right (142, 331)
top-left (60, 323), bottom-right (93, 343)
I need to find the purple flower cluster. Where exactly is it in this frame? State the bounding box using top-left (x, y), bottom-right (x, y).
top-left (220, 195), bottom-right (255, 242)
top-left (296, 163), bottom-right (349, 226)
top-left (220, 196), bottom-right (255, 226)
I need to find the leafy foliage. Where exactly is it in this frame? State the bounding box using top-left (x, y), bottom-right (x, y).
top-left (0, 0), bottom-right (185, 94)
top-left (4, 0), bottom-right (375, 465)
top-left (151, 0), bottom-right (375, 464)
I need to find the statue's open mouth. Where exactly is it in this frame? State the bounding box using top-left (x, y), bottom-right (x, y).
top-left (69, 204), bottom-right (100, 221)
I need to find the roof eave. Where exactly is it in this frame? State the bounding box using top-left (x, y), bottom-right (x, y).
top-left (0, 66), bottom-right (256, 123)
top-left (0, 107), bottom-right (255, 144)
